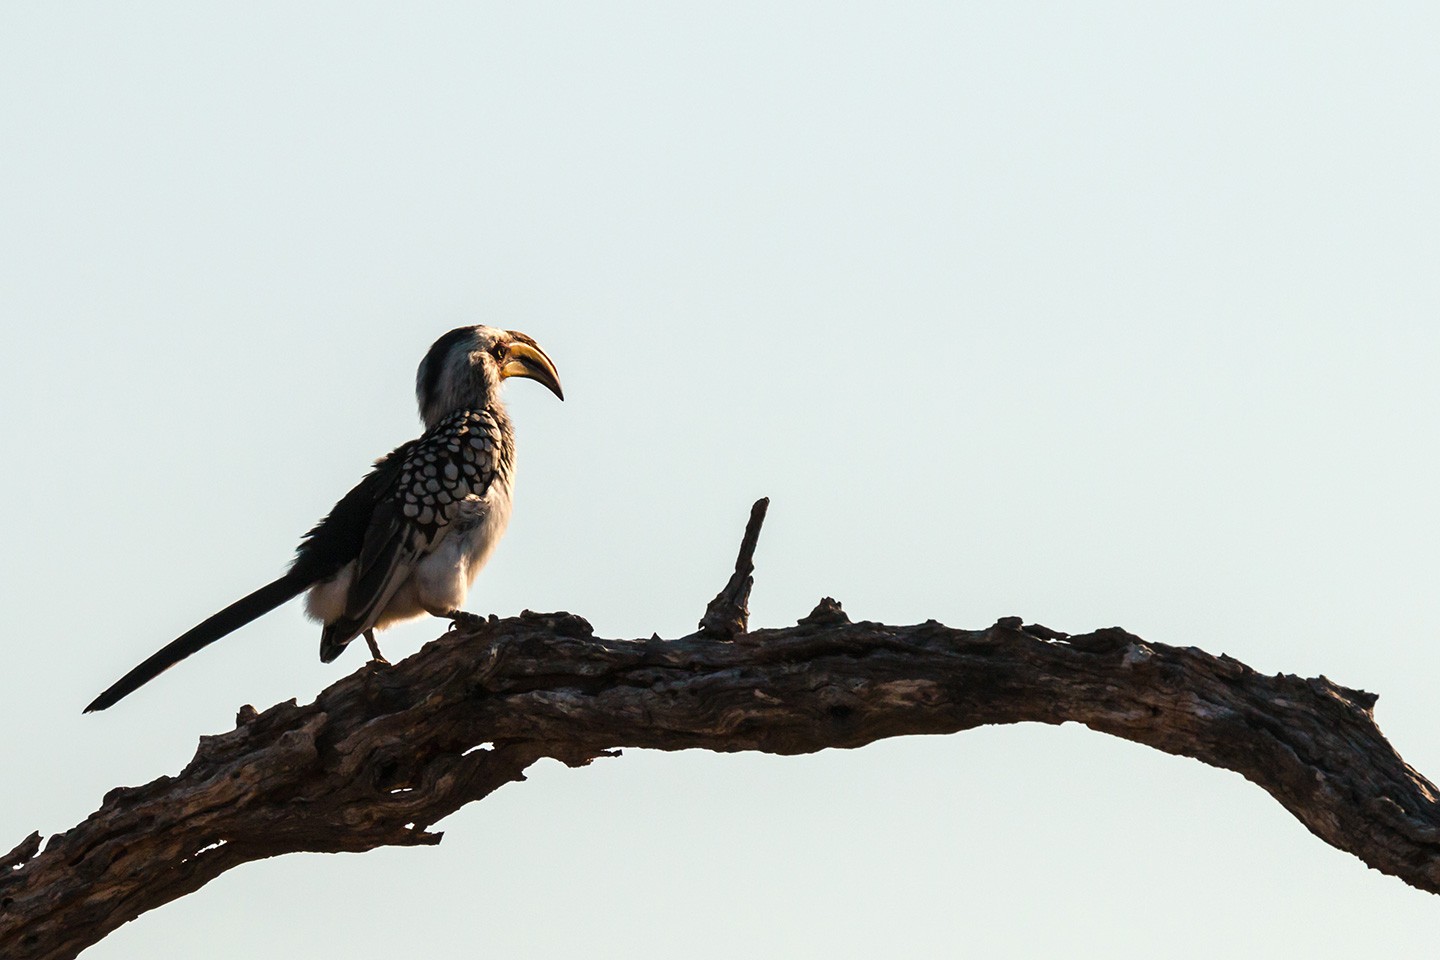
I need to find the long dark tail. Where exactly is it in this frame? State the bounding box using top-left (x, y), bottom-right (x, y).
top-left (84, 572), bottom-right (312, 712)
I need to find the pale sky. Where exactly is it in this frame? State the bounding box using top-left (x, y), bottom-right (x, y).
top-left (4, 3), bottom-right (1440, 957)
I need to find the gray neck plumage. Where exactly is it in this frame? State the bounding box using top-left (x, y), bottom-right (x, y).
top-left (420, 374), bottom-right (495, 431)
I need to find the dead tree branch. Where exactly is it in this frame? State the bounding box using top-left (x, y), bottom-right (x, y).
top-left (4, 498), bottom-right (1439, 959)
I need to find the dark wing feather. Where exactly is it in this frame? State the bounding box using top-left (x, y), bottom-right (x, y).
top-left (291, 441), bottom-right (417, 582)
top-left (350, 500), bottom-right (414, 605)
top-left (316, 503), bottom-right (424, 660)
top-left (318, 497), bottom-right (447, 661)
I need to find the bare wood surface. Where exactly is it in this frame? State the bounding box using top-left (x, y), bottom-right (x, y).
top-left (5, 500), bottom-right (1440, 958)
top-left (698, 496), bottom-right (768, 639)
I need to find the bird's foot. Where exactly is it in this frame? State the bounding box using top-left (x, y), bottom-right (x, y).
top-left (363, 629), bottom-right (389, 665)
top-left (445, 610), bottom-right (487, 633)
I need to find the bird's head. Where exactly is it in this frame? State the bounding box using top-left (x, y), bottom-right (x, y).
top-left (415, 325), bottom-right (564, 429)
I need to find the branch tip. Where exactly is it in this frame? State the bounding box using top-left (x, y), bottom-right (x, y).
top-left (699, 498), bottom-right (770, 641)
top-left (1, 832), bottom-right (41, 874)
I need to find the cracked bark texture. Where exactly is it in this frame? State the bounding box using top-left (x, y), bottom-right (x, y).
top-left (4, 503), bottom-right (1439, 958)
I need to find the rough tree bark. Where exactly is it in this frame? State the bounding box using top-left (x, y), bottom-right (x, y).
top-left (4, 499), bottom-right (1439, 959)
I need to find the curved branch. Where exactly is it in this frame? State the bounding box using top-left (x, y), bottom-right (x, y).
top-left (4, 501), bottom-right (1438, 958)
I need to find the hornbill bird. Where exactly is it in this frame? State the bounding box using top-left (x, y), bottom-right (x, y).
top-left (85, 325), bottom-right (563, 712)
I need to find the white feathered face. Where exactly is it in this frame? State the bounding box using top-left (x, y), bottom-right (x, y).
top-left (415, 326), bottom-right (564, 429)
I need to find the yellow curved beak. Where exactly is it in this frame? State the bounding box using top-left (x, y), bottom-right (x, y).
top-left (499, 338), bottom-right (564, 401)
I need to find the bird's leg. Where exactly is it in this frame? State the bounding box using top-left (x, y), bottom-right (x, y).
top-left (363, 629), bottom-right (390, 665)
top-left (445, 610), bottom-right (487, 632)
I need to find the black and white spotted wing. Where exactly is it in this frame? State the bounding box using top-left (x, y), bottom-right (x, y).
top-left (318, 409), bottom-right (506, 652)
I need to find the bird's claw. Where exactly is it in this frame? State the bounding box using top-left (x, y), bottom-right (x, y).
top-left (446, 610), bottom-right (486, 633)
